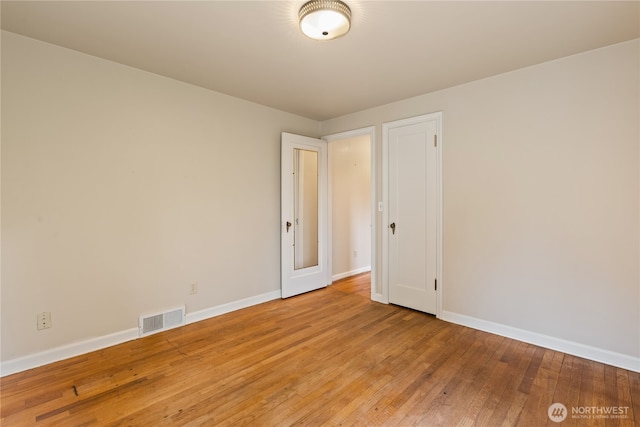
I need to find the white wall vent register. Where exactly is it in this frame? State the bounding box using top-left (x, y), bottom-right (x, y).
top-left (139, 306), bottom-right (185, 337)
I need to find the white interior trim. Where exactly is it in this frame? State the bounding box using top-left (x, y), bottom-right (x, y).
top-left (435, 115), bottom-right (443, 318)
top-left (331, 266), bottom-right (372, 282)
top-left (0, 290), bottom-right (281, 377)
top-left (5, 289), bottom-right (635, 376)
top-left (441, 310), bottom-right (640, 373)
top-left (0, 328), bottom-right (139, 377)
top-left (186, 290), bottom-right (280, 324)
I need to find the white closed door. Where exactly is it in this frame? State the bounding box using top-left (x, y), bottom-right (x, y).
top-left (385, 114), bottom-right (440, 314)
top-left (281, 132), bottom-right (329, 298)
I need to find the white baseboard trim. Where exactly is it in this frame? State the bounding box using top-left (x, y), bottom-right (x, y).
top-left (331, 266), bottom-right (371, 282)
top-left (441, 310), bottom-right (640, 373)
top-left (186, 290), bottom-right (281, 324)
top-left (0, 328), bottom-right (139, 377)
top-left (371, 292), bottom-right (387, 304)
top-left (1, 290), bottom-right (282, 378)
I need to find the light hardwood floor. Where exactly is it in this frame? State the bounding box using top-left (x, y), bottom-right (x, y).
top-left (1, 273), bottom-right (639, 426)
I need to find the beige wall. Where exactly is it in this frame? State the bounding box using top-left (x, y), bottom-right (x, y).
top-left (330, 135), bottom-right (371, 278)
top-left (322, 39), bottom-right (640, 359)
top-left (2, 30), bottom-right (638, 369)
top-left (1, 31), bottom-right (319, 361)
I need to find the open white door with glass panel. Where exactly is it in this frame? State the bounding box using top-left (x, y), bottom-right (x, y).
top-left (281, 132), bottom-right (329, 298)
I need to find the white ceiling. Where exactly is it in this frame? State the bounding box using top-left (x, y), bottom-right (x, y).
top-left (2, 1), bottom-right (638, 121)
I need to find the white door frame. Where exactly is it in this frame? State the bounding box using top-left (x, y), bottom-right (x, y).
top-left (323, 126), bottom-right (377, 301)
top-left (382, 113), bottom-right (443, 317)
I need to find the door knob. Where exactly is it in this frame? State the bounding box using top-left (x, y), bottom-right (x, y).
top-left (390, 222), bottom-right (396, 235)
top-left (286, 221), bottom-right (292, 233)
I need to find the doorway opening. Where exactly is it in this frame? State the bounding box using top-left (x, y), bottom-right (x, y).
top-left (325, 127), bottom-right (375, 299)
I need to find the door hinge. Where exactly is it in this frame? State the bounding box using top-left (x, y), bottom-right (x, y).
top-left (434, 278), bottom-right (437, 291)
top-left (434, 135), bottom-right (437, 147)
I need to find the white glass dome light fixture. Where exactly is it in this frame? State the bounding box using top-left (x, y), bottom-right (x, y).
top-left (299, 0), bottom-right (351, 41)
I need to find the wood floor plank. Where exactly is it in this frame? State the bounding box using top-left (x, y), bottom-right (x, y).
top-left (481, 341), bottom-right (534, 425)
top-left (627, 370), bottom-right (640, 426)
top-left (456, 335), bottom-right (513, 426)
top-left (1, 273), bottom-right (638, 426)
top-left (514, 348), bottom-right (562, 427)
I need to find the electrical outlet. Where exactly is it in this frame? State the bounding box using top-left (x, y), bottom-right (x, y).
top-left (353, 251), bottom-right (358, 258)
top-left (37, 312), bottom-right (51, 330)
top-left (189, 282), bottom-right (198, 295)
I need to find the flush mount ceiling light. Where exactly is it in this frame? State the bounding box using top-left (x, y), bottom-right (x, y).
top-left (299, 0), bottom-right (351, 40)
